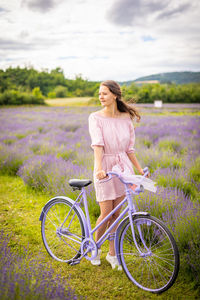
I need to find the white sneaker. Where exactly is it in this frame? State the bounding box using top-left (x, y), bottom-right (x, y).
top-left (91, 249), bottom-right (102, 266)
top-left (106, 253), bottom-right (122, 271)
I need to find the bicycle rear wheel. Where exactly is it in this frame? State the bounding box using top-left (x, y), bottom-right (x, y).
top-left (41, 198), bottom-right (85, 263)
top-left (118, 215), bottom-right (179, 293)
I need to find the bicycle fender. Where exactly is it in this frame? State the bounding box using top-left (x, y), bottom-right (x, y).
top-left (115, 212), bottom-right (149, 264)
top-left (39, 196), bottom-right (89, 238)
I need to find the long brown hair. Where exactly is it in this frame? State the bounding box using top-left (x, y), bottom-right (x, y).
top-left (101, 80), bottom-right (141, 122)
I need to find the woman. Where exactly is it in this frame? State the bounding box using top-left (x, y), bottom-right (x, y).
top-left (88, 80), bottom-right (144, 270)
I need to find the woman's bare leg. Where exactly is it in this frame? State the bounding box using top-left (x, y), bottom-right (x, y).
top-left (95, 200), bottom-right (113, 242)
top-left (108, 195), bottom-right (125, 256)
top-left (94, 195), bottom-right (125, 255)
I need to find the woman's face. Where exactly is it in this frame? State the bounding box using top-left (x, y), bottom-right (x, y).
top-left (99, 85), bottom-right (116, 107)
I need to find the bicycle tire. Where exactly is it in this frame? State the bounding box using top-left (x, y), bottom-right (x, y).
top-left (41, 198), bottom-right (85, 263)
top-left (118, 215), bottom-right (179, 293)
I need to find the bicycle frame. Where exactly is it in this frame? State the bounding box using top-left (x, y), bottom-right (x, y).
top-left (40, 168), bottom-right (180, 293)
top-left (60, 171), bottom-right (151, 259)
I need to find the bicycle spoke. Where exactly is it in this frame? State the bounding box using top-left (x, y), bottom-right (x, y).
top-left (44, 211), bottom-right (58, 228)
top-left (151, 257), bottom-right (174, 274)
top-left (59, 235), bottom-right (80, 254)
top-left (152, 260), bottom-right (169, 283)
top-left (150, 235), bottom-right (168, 250)
top-left (154, 246), bottom-right (174, 255)
top-left (153, 254), bottom-right (175, 267)
top-left (147, 259), bottom-right (158, 289)
top-left (122, 252), bottom-right (140, 256)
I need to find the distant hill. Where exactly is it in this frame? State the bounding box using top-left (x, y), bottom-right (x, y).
top-left (122, 72), bottom-right (200, 85)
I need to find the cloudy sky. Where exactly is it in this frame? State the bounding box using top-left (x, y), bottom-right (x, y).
top-left (0, 0), bottom-right (200, 81)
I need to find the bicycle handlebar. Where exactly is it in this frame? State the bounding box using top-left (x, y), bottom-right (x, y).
top-left (98, 167), bottom-right (150, 188)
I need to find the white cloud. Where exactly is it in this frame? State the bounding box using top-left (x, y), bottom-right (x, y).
top-left (0, 0), bottom-right (199, 81)
top-left (21, 0), bottom-right (63, 13)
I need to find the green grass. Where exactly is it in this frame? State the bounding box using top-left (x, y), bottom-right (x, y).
top-left (142, 110), bottom-right (200, 116)
top-left (45, 97), bottom-right (93, 107)
top-left (0, 175), bottom-right (199, 299)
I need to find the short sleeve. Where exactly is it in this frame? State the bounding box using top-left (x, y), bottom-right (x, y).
top-left (126, 120), bottom-right (135, 153)
top-left (88, 114), bottom-right (104, 150)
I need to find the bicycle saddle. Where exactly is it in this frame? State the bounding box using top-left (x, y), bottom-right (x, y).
top-left (68, 179), bottom-right (92, 188)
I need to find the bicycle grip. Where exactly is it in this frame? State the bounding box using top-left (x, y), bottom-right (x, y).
top-left (143, 167), bottom-right (149, 177)
top-left (135, 185), bottom-right (144, 193)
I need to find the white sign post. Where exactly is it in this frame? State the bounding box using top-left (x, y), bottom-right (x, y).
top-left (154, 100), bottom-right (163, 108)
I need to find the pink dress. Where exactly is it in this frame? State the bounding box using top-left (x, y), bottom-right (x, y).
top-left (88, 111), bottom-right (135, 202)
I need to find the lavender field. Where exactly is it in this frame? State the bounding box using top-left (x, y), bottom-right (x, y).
top-left (0, 105), bottom-right (200, 296)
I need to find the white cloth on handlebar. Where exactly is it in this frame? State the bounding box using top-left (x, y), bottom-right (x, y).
top-left (112, 165), bottom-right (157, 193)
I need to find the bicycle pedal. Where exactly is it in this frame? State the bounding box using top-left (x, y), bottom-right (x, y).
top-left (68, 260), bottom-right (80, 266)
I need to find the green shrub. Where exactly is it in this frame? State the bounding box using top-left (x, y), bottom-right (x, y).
top-left (137, 137), bottom-right (152, 148)
top-left (155, 169), bottom-right (199, 200)
top-left (32, 87), bottom-right (44, 100)
top-left (137, 148), bottom-right (184, 173)
top-left (56, 150), bottom-right (77, 161)
top-left (54, 85), bottom-right (68, 98)
top-left (158, 139), bottom-right (186, 155)
top-left (2, 139), bottom-right (16, 145)
top-left (0, 89), bottom-right (45, 105)
top-left (15, 133), bottom-right (27, 139)
top-left (189, 158), bottom-right (200, 182)
top-left (0, 146), bottom-right (26, 176)
top-left (47, 91), bottom-right (56, 98)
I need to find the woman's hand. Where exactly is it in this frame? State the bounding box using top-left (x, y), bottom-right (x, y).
top-left (139, 168), bottom-right (150, 178)
top-left (138, 168), bottom-right (145, 176)
top-left (95, 170), bottom-right (107, 180)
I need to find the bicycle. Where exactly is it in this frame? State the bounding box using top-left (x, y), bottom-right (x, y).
top-left (39, 167), bottom-right (179, 293)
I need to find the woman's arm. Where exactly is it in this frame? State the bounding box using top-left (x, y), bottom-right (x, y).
top-left (93, 146), bottom-right (106, 179)
top-left (127, 152), bottom-right (144, 175)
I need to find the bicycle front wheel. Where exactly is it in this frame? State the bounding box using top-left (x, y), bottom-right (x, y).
top-left (41, 198), bottom-right (85, 263)
top-left (118, 215), bottom-right (179, 293)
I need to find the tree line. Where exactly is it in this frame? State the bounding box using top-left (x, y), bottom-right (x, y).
top-left (0, 66), bottom-right (199, 105)
top-left (0, 66), bottom-right (99, 97)
top-left (121, 82), bottom-right (200, 103)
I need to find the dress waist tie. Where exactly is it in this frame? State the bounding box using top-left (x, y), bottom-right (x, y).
top-left (103, 152), bottom-right (125, 172)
